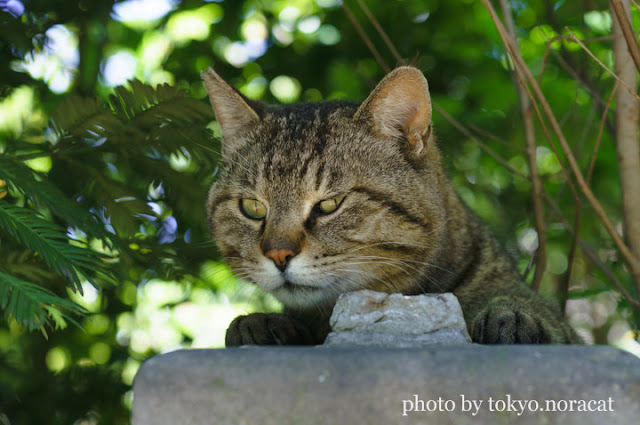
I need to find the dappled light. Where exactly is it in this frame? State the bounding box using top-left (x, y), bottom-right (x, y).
top-left (21, 25), bottom-right (78, 93)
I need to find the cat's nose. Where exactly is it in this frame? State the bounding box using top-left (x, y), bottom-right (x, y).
top-left (264, 248), bottom-right (297, 272)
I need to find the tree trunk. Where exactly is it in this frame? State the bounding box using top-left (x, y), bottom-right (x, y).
top-left (611, 0), bottom-right (640, 291)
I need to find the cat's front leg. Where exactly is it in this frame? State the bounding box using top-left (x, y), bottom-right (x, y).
top-left (470, 296), bottom-right (555, 344)
top-left (225, 313), bottom-right (315, 346)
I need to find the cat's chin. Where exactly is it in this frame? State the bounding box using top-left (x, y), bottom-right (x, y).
top-left (270, 282), bottom-right (339, 309)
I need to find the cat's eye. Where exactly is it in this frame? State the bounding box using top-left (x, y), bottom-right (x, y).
top-left (317, 195), bottom-right (346, 215)
top-left (240, 199), bottom-right (267, 220)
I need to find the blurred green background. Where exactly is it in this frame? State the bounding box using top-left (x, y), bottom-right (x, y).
top-left (1, 0), bottom-right (639, 424)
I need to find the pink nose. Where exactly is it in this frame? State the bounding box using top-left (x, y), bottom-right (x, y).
top-left (264, 248), bottom-right (296, 272)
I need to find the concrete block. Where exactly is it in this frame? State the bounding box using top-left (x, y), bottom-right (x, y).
top-left (132, 345), bottom-right (640, 425)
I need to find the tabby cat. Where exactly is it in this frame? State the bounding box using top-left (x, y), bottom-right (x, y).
top-left (201, 66), bottom-right (581, 345)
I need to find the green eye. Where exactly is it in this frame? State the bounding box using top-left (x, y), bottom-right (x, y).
top-left (240, 199), bottom-right (267, 220)
top-left (318, 195), bottom-right (346, 214)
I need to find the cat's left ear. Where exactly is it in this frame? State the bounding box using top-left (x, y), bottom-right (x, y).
top-left (354, 66), bottom-right (432, 156)
top-left (201, 68), bottom-right (261, 144)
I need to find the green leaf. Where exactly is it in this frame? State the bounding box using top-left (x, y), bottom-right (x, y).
top-left (0, 270), bottom-right (87, 331)
top-left (0, 201), bottom-right (113, 292)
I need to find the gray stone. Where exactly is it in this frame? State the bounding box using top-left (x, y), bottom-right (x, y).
top-left (325, 290), bottom-right (471, 346)
top-left (325, 328), bottom-right (469, 347)
top-left (132, 345), bottom-right (640, 425)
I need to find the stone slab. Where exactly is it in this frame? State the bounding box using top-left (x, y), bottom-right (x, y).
top-left (132, 345), bottom-right (640, 425)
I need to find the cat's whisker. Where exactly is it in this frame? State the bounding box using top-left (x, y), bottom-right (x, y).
top-left (339, 256), bottom-right (445, 293)
top-left (211, 268), bottom-right (279, 312)
top-left (177, 129), bottom-right (255, 175)
top-left (337, 259), bottom-right (419, 293)
top-left (341, 221), bottom-right (451, 254)
top-left (337, 244), bottom-right (455, 276)
top-left (208, 269), bottom-right (252, 288)
top-left (353, 254), bottom-right (455, 276)
top-left (332, 267), bottom-right (401, 294)
top-left (189, 239), bottom-right (217, 246)
top-left (350, 255), bottom-right (426, 275)
top-left (340, 258), bottom-right (417, 278)
top-left (343, 240), bottom-right (432, 254)
top-left (201, 263), bottom-right (242, 280)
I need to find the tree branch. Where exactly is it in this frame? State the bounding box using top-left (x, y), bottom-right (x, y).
top-left (353, 0), bottom-right (403, 64)
top-left (341, 2), bottom-right (390, 73)
top-left (587, 80), bottom-right (619, 184)
top-left (467, 124), bottom-right (526, 153)
top-left (499, 0), bottom-right (547, 291)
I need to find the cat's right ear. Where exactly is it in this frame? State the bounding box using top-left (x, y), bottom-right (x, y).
top-left (201, 68), bottom-right (261, 150)
top-left (354, 66), bottom-right (433, 158)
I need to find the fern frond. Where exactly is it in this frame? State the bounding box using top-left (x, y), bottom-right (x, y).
top-left (0, 158), bottom-right (112, 242)
top-left (57, 157), bottom-right (152, 236)
top-left (109, 80), bottom-right (212, 123)
top-left (0, 270), bottom-right (86, 331)
top-left (131, 97), bottom-right (213, 129)
top-left (143, 126), bottom-right (220, 163)
top-left (49, 80), bottom-right (214, 156)
top-left (49, 95), bottom-right (128, 139)
top-left (0, 201), bottom-right (113, 292)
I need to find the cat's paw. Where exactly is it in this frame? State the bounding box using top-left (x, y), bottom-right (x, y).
top-left (225, 313), bottom-right (315, 346)
top-left (470, 297), bottom-right (551, 344)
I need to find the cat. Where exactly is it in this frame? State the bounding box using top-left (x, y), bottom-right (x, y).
top-left (201, 65), bottom-right (581, 345)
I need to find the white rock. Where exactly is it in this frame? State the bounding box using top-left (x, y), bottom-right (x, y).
top-left (325, 290), bottom-right (471, 346)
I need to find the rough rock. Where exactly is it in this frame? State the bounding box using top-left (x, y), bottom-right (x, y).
top-left (324, 290), bottom-right (471, 346)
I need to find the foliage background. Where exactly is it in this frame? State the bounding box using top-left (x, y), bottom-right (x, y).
top-left (1, 0), bottom-right (639, 424)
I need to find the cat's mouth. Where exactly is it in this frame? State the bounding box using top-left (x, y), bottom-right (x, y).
top-left (281, 280), bottom-right (321, 292)
top-left (270, 278), bottom-right (337, 308)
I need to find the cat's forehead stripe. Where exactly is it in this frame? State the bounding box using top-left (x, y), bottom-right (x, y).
top-left (260, 107), bottom-right (346, 192)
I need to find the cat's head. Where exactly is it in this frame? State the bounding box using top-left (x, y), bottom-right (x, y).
top-left (202, 66), bottom-right (449, 309)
